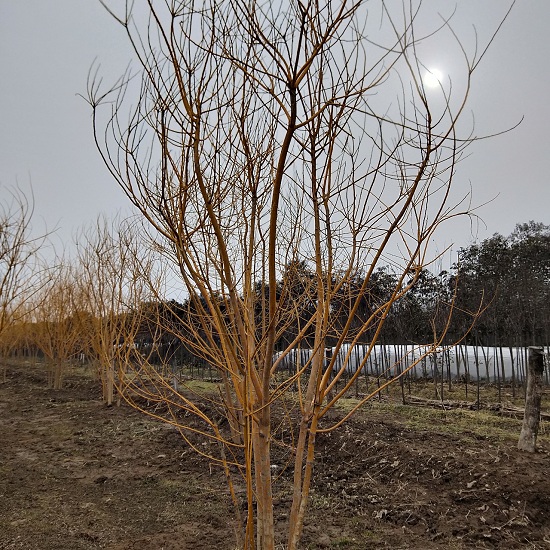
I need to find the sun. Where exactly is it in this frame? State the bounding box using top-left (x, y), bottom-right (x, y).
top-left (424, 68), bottom-right (444, 89)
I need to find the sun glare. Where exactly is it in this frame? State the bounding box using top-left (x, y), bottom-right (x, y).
top-left (424, 68), bottom-right (444, 89)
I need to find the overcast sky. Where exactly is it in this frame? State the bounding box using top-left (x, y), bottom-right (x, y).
top-left (1, 1), bottom-right (548, 262)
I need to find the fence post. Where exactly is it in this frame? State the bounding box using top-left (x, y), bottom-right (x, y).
top-left (518, 346), bottom-right (545, 452)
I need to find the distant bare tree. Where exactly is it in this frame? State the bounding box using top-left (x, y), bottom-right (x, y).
top-left (75, 215), bottom-right (155, 405)
top-left (88, 1), bottom-right (514, 547)
top-left (32, 265), bottom-right (82, 389)
top-left (0, 187), bottom-right (47, 381)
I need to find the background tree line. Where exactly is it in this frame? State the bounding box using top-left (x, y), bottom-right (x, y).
top-left (157, 221), bottom-right (550, 361)
top-left (2, 192), bottom-right (547, 383)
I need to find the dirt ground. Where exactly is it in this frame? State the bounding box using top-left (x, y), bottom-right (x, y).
top-left (1, 363), bottom-right (550, 549)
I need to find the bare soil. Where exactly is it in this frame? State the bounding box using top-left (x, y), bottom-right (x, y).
top-left (1, 363), bottom-right (550, 549)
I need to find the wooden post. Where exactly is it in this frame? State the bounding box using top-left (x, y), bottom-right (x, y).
top-left (518, 346), bottom-right (545, 452)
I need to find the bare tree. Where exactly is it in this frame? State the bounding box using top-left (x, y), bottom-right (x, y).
top-left (88, 1), bottom-right (513, 548)
top-left (0, 187), bottom-right (47, 381)
top-left (75, 216), bottom-right (154, 405)
top-left (0, 320), bottom-right (27, 382)
top-left (32, 264), bottom-right (82, 389)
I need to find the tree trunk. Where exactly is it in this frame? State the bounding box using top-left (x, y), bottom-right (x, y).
top-left (106, 360), bottom-right (115, 406)
top-left (253, 409), bottom-right (274, 550)
top-left (518, 346), bottom-right (545, 452)
top-left (54, 359), bottom-right (64, 390)
top-left (288, 414), bottom-right (320, 550)
top-left (509, 346), bottom-right (516, 397)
